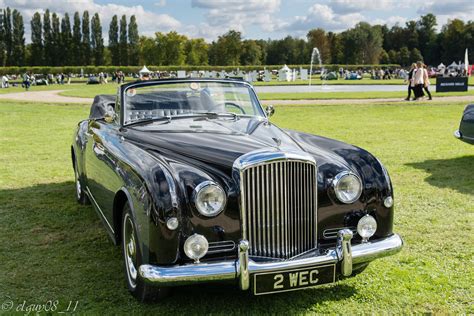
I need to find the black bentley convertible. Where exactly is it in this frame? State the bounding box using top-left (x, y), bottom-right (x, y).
top-left (454, 104), bottom-right (474, 144)
top-left (72, 78), bottom-right (403, 301)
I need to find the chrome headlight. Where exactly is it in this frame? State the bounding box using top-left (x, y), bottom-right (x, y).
top-left (333, 171), bottom-right (362, 204)
top-left (193, 181), bottom-right (226, 217)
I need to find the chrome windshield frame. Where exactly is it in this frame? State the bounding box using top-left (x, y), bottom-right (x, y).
top-left (119, 78), bottom-right (267, 127)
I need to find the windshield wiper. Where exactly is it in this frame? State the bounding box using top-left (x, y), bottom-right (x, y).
top-left (197, 112), bottom-right (238, 120)
top-left (125, 116), bottom-right (172, 127)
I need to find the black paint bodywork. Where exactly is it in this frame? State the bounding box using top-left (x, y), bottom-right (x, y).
top-left (72, 78), bottom-right (395, 268)
top-left (457, 104), bottom-right (474, 145)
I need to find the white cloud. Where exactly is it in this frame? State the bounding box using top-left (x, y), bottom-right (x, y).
top-left (281, 3), bottom-right (364, 34)
top-left (190, 0), bottom-right (282, 40)
top-left (3, 0), bottom-right (180, 43)
top-left (329, 0), bottom-right (420, 14)
top-left (417, 0), bottom-right (473, 31)
top-left (417, 0), bottom-right (474, 15)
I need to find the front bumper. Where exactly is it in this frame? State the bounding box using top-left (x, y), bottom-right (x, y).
top-left (139, 231), bottom-right (403, 290)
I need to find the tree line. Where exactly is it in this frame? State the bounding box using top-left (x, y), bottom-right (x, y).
top-left (0, 8), bottom-right (472, 67)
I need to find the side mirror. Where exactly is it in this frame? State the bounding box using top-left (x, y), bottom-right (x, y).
top-left (265, 105), bottom-right (275, 117)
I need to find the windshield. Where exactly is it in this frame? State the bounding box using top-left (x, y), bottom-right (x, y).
top-left (123, 81), bottom-right (264, 125)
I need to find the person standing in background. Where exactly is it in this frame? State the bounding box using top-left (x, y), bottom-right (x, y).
top-left (422, 64), bottom-right (432, 100)
top-left (405, 63), bottom-right (417, 101)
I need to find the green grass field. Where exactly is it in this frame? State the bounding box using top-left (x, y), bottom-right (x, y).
top-left (0, 99), bottom-right (472, 313)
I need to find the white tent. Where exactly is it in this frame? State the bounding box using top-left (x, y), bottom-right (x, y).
top-left (448, 62), bottom-right (458, 69)
top-left (278, 64), bottom-right (292, 81)
top-left (139, 66), bottom-right (151, 74)
top-left (437, 63), bottom-right (446, 69)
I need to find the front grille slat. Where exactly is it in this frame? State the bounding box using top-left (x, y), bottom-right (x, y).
top-left (241, 159), bottom-right (317, 259)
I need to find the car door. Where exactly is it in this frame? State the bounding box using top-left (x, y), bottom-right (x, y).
top-left (84, 119), bottom-right (122, 227)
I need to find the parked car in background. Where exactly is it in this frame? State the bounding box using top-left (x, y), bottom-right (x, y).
top-left (454, 104), bottom-right (474, 144)
top-left (71, 78), bottom-right (403, 301)
top-left (87, 76), bottom-right (100, 84)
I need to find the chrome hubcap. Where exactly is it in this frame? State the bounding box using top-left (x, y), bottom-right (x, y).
top-left (123, 213), bottom-right (138, 288)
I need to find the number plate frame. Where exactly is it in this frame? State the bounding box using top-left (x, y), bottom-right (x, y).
top-left (253, 264), bottom-right (336, 295)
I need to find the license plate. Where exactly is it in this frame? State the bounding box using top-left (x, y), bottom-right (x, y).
top-left (253, 264), bottom-right (336, 295)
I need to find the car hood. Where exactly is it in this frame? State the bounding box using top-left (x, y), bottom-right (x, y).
top-left (121, 116), bottom-right (360, 175)
top-left (122, 116), bottom-right (311, 171)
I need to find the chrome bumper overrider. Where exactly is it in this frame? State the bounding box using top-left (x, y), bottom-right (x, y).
top-left (139, 231), bottom-right (403, 289)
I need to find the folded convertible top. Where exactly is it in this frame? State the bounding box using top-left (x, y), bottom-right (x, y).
top-left (89, 94), bottom-right (116, 119)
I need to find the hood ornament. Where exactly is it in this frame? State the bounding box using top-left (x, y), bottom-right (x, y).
top-left (272, 137), bottom-right (282, 147)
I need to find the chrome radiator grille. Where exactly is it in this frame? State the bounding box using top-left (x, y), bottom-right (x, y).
top-left (240, 160), bottom-right (317, 259)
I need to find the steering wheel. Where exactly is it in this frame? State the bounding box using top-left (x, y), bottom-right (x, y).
top-left (213, 102), bottom-right (246, 115)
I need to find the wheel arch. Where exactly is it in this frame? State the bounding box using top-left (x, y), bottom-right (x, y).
top-left (71, 146), bottom-right (76, 170)
top-left (112, 188), bottom-right (133, 245)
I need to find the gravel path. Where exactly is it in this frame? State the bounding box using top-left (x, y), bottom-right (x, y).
top-left (0, 90), bottom-right (92, 104)
top-left (0, 89), bottom-right (472, 105)
top-left (260, 95), bottom-right (474, 105)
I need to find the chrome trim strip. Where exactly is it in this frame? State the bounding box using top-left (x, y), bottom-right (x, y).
top-left (86, 186), bottom-right (115, 233)
top-left (323, 227), bottom-right (357, 239)
top-left (233, 148), bottom-right (316, 170)
top-left (207, 241), bottom-right (236, 254)
top-left (139, 234), bottom-right (403, 287)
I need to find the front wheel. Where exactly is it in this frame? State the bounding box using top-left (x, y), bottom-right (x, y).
top-left (122, 203), bottom-right (169, 302)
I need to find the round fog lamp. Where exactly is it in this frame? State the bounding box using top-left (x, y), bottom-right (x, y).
top-left (166, 217), bottom-right (179, 230)
top-left (184, 234), bottom-right (208, 263)
top-left (357, 215), bottom-right (377, 242)
top-left (384, 196), bottom-right (394, 208)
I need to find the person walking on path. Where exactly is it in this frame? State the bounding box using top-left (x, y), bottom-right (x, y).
top-left (422, 63), bottom-right (432, 100)
top-left (22, 72), bottom-right (31, 91)
top-left (405, 63), bottom-right (416, 101)
top-left (413, 61), bottom-right (425, 100)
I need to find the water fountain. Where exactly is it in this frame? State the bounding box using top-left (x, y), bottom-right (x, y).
top-left (309, 47), bottom-right (328, 89)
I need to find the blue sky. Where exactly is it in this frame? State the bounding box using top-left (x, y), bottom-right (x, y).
top-left (3, 0), bottom-right (473, 42)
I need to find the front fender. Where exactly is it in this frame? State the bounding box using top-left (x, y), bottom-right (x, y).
top-left (284, 129), bottom-right (394, 239)
top-left (106, 138), bottom-right (183, 265)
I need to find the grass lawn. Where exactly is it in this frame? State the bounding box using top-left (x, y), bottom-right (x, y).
top-left (0, 100), bottom-right (473, 314)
